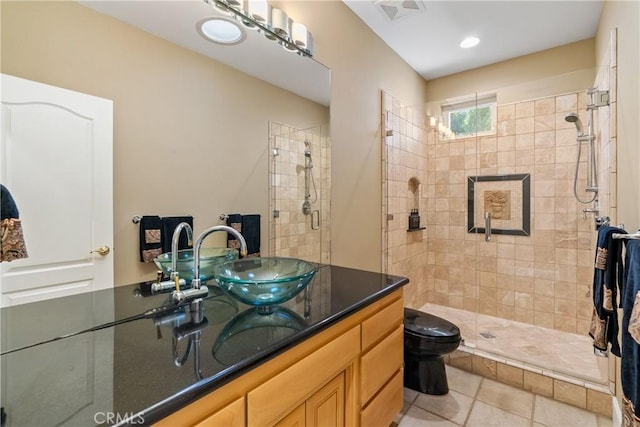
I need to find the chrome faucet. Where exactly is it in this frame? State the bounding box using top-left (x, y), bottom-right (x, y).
top-left (149, 222), bottom-right (193, 294)
top-left (170, 225), bottom-right (247, 305)
top-left (170, 222), bottom-right (193, 281)
top-left (191, 225), bottom-right (247, 290)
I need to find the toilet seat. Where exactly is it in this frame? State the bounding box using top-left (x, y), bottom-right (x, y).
top-left (404, 307), bottom-right (461, 343)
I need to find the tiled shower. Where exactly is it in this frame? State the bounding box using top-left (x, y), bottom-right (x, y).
top-left (382, 87), bottom-right (616, 415)
top-left (384, 88), bottom-right (616, 332)
top-left (268, 122), bottom-right (331, 265)
top-left (381, 32), bottom-right (617, 399)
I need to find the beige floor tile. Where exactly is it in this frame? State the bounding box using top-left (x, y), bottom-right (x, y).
top-left (466, 401), bottom-right (531, 427)
top-left (398, 405), bottom-right (461, 427)
top-left (413, 390), bottom-right (474, 425)
top-left (394, 400), bottom-right (412, 424)
top-left (476, 378), bottom-right (535, 418)
top-left (404, 387), bottom-right (420, 404)
top-left (446, 365), bottom-right (482, 397)
top-left (597, 415), bottom-right (613, 427)
top-left (422, 302), bottom-right (608, 385)
top-left (533, 395), bottom-right (599, 426)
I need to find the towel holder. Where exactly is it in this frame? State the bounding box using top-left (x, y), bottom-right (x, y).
top-left (219, 213), bottom-right (229, 221)
top-left (132, 215), bottom-right (193, 224)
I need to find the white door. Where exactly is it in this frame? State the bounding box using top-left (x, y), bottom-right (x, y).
top-left (0, 74), bottom-right (113, 306)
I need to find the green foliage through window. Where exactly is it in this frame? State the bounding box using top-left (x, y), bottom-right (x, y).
top-left (440, 95), bottom-right (497, 140)
top-left (449, 105), bottom-right (493, 137)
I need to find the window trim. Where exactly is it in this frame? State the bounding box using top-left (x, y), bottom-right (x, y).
top-left (440, 94), bottom-right (497, 139)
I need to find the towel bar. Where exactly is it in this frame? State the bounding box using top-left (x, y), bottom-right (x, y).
top-left (133, 215), bottom-right (193, 224)
top-left (613, 233), bottom-right (640, 240)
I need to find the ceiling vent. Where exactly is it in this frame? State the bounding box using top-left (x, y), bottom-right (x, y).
top-left (373, 0), bottom-right (426, 22)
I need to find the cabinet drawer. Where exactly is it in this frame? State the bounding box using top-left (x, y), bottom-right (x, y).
top-left (194, 396), bottom-right (245, 427)
top-left (360, 325), bottom-right (403, 405)
top-left (361, 297), bottom-right (403, 351)
top-left (360, 370), bottom-right (403, 427)
top-left (248, 326), bottom-right (360, 426)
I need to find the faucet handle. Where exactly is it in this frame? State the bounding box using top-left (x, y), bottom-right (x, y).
top-left (174, 272), bottom-right (181, 292)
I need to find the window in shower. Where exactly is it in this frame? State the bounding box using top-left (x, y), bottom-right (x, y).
top-left (441, 94), bottom-right (496, 139)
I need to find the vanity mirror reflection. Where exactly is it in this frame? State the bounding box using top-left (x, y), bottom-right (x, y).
top-left (0, 0), bottom-right (330, 305)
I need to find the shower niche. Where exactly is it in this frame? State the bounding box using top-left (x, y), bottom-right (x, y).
top-left (407, 177), bottom-right (425, 232)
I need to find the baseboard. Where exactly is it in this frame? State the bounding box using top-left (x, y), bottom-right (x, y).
top-left (612, 396), bottom-right (622, 427)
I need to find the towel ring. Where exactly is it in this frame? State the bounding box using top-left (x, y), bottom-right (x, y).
top-left (132, 215), bottom-right (142, 224)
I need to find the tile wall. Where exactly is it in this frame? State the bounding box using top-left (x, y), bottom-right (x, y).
top-left (384, 84), bottom-right (616, 335)
top-left (382, 92), bottom-right (432, 308)
top-left (269, 122), bottom-right (331, 264)
top-left (427, 90), bottom-right (598, 335)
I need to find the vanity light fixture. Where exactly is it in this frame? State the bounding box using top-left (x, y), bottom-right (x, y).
top-left (246, 0), bottom-right (269, 24)
top-left (198, 17), bottom-right (246, 45)
top-left (292, 22), bottom-right (308, 48)
top-left (459, 36), bottom-right (480, 49)
top-left (203, 0), bottom-right (313, 57)
top-left (271, 8), bottom-right (292, 38)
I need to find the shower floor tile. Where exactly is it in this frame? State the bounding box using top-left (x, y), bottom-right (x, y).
top-left (418, 303), bottom-right (608, 385)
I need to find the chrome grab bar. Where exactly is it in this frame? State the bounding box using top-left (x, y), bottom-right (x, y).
top-left (485, 212), bottom-right (491, 242)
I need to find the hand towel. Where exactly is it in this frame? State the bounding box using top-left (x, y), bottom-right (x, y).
top-left (226, 214), bottom-right (260, 257)
top-left (226, 213), bottom-right (243, 252)
top-left (1, 184), bottom-right (20, 220)
top-left (139, 215), bottom-right (163, 263)
top-left (161, 216), bottom-right (194, 254)
top-left (621, 239), bottom-right (640, 425)
top-left (589, 225), bottom-right (625, 356)
top-left (242, 214), bottom-right (261, 257)
top-left (0, 184), bottom-right (28, 262)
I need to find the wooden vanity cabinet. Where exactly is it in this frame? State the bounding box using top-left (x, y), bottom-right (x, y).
top-left (193, 397), bottom-right (245, 427)
top-left (359, 297), bottom-right (404, 427)
top-left (155, 289), bottom-right (404, 427)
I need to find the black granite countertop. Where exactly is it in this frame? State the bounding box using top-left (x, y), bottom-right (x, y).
top-left (0, 264), bottom-right (408, 427)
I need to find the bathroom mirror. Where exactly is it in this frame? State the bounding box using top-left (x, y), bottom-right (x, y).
top-left (1, 0), bottom-right (331, 296)
top-left (79, 0), bottom-right (331, 107)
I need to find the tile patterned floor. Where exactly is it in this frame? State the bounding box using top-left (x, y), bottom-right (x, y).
top-left (395, 366), bottom-right (613, 427)
top-left (419, 303), bottom-right (608, 385)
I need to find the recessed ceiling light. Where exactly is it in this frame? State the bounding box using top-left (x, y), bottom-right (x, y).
top-left (197, 17), bottom-right (246, 45)
top-left (459, 36), bottom-right (480, 49)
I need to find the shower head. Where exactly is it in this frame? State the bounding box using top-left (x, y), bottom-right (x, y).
top-left (565, 113), bottom-right (584, 136)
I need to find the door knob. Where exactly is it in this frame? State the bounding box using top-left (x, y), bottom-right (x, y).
top-left (91, 245), bottom-right (110, 256)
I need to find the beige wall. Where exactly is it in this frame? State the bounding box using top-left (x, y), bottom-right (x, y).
top-left (2, 1), bottom-right (429, 284)
top-left (425, 39), bottom-right (596, 108)
top-left (278, 1), bottom-right (429, 272)
top-left (1, 1), bottom-right (328, 286)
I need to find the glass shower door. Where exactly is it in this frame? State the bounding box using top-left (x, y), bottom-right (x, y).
top-left (268, 123), bottom-right (330, 265)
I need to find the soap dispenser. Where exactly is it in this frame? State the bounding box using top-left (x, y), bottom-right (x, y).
top-left (409, 209), bottom-right (421, 230)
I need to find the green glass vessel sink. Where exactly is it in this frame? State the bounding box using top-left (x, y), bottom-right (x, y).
top-left (212, 257), bottom-right (317, 307)
top-left (154, 247), bottom-right (238, 284)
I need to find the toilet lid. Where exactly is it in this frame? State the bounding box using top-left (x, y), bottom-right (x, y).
top-left (404, 307), bottom-right (460, 340)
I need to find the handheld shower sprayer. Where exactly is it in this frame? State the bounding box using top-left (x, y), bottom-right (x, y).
top-left (565, 111), bottom-right (597, 205)
top-left (302, 140), bottom-right (317, 216)
top-left (564, 113), bottom-right (584, 136)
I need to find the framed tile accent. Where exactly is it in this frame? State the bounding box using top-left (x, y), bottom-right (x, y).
top-left (468, 174), bottom-right (531, 236)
